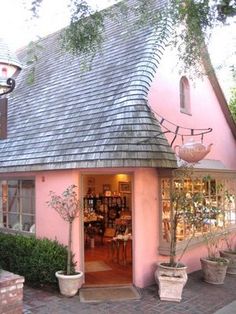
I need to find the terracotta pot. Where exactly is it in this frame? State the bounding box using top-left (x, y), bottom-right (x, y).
top-left (55, 271), bottom-right (83, 297)
top-left (220, 250), bottom-right (236, 274)
top-left (200, 257), bottom-right (229, 284)
top-left (155, 262), bottom-right (188, 302)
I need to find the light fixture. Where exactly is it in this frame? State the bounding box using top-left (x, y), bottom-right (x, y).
top-left (0, 37), bottom-right (22, 95)
top-left (0, 38), bottom-right (22, 138)
top-left (0, 77), bottom-right (16, 98)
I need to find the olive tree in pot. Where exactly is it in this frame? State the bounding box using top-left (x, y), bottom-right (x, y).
top-left (200, 228), bottom-right (229, 284)
top-left (199, 184), bottom-right (232, 284)
top-left (155, 169), bottom-right (204, 302)
top-left (47, 185), bottom-right (83, 297)
top-left (220, 231), bottom-right (236, 275)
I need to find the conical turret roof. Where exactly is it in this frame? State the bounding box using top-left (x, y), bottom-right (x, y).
top-left (0, 38), bottom-right (22, 71)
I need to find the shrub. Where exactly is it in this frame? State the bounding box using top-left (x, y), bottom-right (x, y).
top-left (0, 233), bottom-right (74, 286)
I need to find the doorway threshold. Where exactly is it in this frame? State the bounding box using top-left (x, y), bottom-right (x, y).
top-left (83, 282), bottom-right (133, 288)
top-left (79, 284), bottom-right (141, 303)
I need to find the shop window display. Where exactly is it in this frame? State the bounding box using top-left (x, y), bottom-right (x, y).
top-left (161, 175), bottom-right (236, 243)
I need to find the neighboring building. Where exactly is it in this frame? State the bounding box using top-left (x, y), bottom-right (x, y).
top-left (0, 1), bottom-right (235, 288)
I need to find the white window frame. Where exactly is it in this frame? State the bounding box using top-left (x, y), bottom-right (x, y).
top-left (0, 178), bottom-right (35, 234)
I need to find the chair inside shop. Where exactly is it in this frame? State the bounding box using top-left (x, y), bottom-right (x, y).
top-left (102, 227), bottom-right (116, 244)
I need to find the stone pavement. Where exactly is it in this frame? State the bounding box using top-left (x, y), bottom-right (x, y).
top-left (23, 271), bottom-right (236, 314)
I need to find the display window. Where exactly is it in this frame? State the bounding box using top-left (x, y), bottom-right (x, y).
top-left (160, 171), bottom-right (236, 249)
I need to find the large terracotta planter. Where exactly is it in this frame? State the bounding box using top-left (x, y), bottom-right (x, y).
top-left (220, 250), bottom-right (236, 274)
top-left (200, 257), bottom-right (229, 284)
top-left (155, 262), bottom-right (188, 302)
top-left (55, 271), bottom-right (83, 297)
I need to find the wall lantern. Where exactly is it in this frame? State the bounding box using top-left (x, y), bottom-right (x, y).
top-left (0, 38), bottom-right (22, 95)
top-left (0, 38), bottom-right (22, 139)
top-left (174, 138), bottom-right (213, 163)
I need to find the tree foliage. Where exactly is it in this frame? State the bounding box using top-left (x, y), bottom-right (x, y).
top-left (229, 66), bottom-right (236, 122)
top-left (28, 0), bottom-right (236, 73)
top-left (47, 185), bottom-right (81, 275)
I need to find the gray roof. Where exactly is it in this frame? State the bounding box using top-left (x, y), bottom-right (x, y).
top-left (0, 1), bottom-right (177, 172)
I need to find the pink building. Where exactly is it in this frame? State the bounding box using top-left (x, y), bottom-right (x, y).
top-left (0, 2), bottom-right (235, 289)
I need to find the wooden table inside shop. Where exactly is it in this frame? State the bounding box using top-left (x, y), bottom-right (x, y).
top-left (110, 236), bottom-right (132, 266)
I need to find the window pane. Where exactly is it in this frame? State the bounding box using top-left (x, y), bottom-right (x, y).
top-left (8, 213), bottom-right (20, 230)
top-left (0, 179), bottom-right (35, 232)
top-left (21, 180), bottom-right (35, 214)
top-left (22, 215), bottom-right (35, 231)
top-left (8, 181), bottom-right (19, 213)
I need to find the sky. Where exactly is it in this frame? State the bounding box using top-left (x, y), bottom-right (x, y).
top-left (0, 0), bottom-right (235, 99)
top-left (0, 0), bottom-right (116, 50)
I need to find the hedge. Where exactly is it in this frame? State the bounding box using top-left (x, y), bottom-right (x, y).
top-left (0, 233), bottom-right (73, 286)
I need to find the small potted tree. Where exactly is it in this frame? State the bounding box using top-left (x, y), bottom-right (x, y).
top-left (155, 169), bottom-right (230, 301)
top-left (220, 231), bottom-right (236, 275)
top-left (219, 191), bottom-right (236, 275)
top-left (47, 185), bottom-right (83, 297)
top-left (199, 185), bottom-right (231, 284)
top-left (200, 228), bottom-right (229, 284)
top-left (155, 168), bottom-right (204, 302)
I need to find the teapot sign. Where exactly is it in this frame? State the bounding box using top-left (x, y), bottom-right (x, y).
top-left (174, 139), bottom-right (213, 163)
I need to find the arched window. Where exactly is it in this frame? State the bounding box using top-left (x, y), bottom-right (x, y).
top-left (179, 76), bottom-right (191, 114)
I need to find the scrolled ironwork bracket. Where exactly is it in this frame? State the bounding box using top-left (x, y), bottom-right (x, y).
top-left (0, 78), bottom-right (16, 97)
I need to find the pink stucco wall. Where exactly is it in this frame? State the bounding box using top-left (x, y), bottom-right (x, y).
top-left (133, 168), bottom-right (159, 287)
top-left (148, 46), bottom-right (236, 170)
top-left (32, 167), bottom-right (162, 288)
top-left (35, 170), bottom-right (82, 270)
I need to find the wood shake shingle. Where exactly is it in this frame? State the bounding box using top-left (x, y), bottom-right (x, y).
top-left (1, 1), bottom-right (177, 172)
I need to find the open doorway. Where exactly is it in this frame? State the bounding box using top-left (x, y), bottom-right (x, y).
top-left (82, 173), bottom-right (133, 286)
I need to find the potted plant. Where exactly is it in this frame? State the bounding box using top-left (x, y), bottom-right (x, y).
top-left (219, 231), bottom-right (236, 275)
top-left (219, 190), bottom-right (236, 274)
top-left (199, 183), bottom-right (231, 284)
top-left (155, 168), bottom-right (204, 302)
top-left (200, 228), bottom-right (229, 284)
top-left (47, 185), bottom-right (83, 297)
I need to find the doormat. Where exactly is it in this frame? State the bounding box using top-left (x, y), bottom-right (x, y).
top-left (79, 285), bottom-right (141, 303)
top-left (85, 261), bottom-right (112, 272)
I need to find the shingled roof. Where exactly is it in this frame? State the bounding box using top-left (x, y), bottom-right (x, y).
top-left (0, 1), bottom-right (177, 172)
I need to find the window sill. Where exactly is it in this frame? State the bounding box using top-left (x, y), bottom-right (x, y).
top-left (180, 108), bottom-right (192, 116)
top-left (159, 236), bottom-right (203, 256)
top-left (159, 225), bottom-right (236, 256)
top-left (0, 227), bottom-right (35, 237)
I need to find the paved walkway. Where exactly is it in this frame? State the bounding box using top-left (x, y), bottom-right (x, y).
top-left (23, 271), bottom-right (236, 314)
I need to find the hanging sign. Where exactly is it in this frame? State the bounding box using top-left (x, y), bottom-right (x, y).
top-left (174, 139), bottom-right (213, 163)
